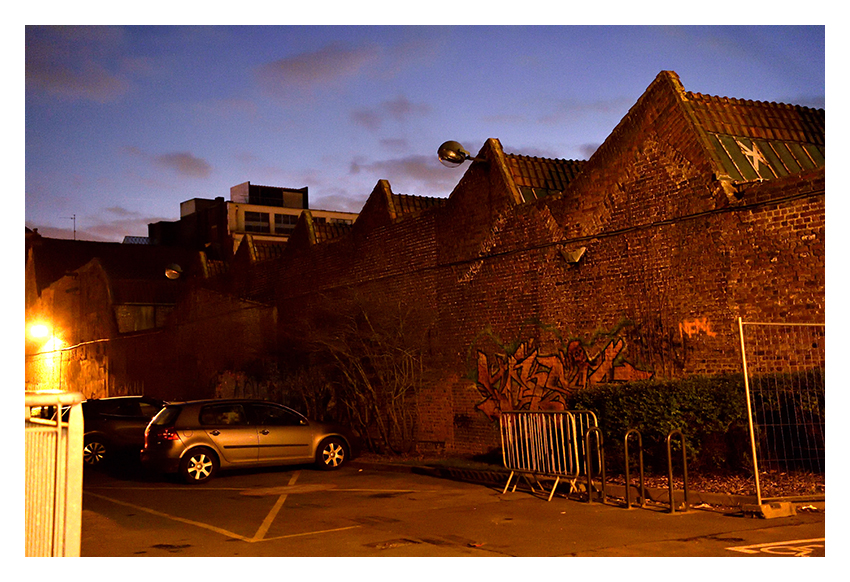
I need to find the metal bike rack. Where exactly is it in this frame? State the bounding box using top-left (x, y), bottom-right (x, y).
top-left (584, 426), bottom-right (606, 504)
top-left (666, 430), bottom-right (690, 513)
top-left (623, 429), bottom-right (645, 509)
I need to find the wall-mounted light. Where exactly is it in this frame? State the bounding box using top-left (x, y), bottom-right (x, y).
top-left (165, 264), bottom-right (183, 280)
top-left (27, 322), bottom-right (65, 354)
top-left (29, 324), bottom-right (50, 339)
top-left (559, 246), bottom-right (587, 265)
top-left (437, 141), bottom-right (487, 168)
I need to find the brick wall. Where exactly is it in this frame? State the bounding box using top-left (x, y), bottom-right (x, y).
top-left (262, 76), bottom-right (824, 456)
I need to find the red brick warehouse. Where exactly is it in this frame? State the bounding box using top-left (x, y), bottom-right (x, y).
top-left (26, 71), bottom-right (823, 457)
top-left (265, 71), bottom-right (824, 455)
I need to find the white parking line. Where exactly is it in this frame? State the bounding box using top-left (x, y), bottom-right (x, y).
top-left (726, 538), bottom-right (825, 557)
top-left (85, 473), bottom-right (364, 545)
top-left (85, 490), bottom-right (251, 542)
top-left (251, 471), bottom-right (299, 541)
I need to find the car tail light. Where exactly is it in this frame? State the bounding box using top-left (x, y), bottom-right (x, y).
top-left (145, 426), bottom-right (180, 447)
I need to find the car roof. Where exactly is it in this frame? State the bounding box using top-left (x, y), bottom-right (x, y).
top-left (85, 395), bottom-right (161, 402)
top-left (165, 399), bottom-right (291, 406)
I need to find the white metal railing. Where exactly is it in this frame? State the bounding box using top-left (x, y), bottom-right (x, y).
top-left (25, 391), bottom-right (84, 557)
top-left (500, 410), bottom-right (598, 501)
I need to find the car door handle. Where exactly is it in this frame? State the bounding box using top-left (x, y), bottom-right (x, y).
top-left (210, 430), bottom-right (220, 436)
top-left (260, 429), bottom-right (270, 435)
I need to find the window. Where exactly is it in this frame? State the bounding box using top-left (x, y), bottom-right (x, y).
top-left (199, 404), bottom-right (248, 426)
top-left (244, 211), bottom-right (270, 233)
top-left (138, 402), bottom-right (161, 418)
top-left (248, 403), bottom-right (306, 426)
top-left (114, 304), bottom-right (172, 334)
top-left (274, 213), bottom-right (299, 233)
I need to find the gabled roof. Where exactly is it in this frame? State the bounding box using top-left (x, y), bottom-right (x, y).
top-left (389, 193), bottom-right (447, 219)
top-left (313, 221), bottom-right (354, 244)
top-left (235, 236), bottom-right (287, 263)
top-left (504, 154), bottom-right (586, 201)
top-left (682, 87), bottom-right (824, 182)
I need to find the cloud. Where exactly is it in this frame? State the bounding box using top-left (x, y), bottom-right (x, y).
top-left (349, 154), bottom-right (457, 197)
top-left (383, 96), bottom-right (430, 122)
top-left (310, 191), bottom-right (369, 214)
top-left (25, 26), bottom-right (135, 103)
top-left (350, 96), bottom-right (431, 131)
top-left (350, 109), bottom-right (382, 131)
top-left (155, 152), bottom-right (213, 179)
top-left (125, 146), bottom-right (213, 179)
top-left (255, 42), bottom-right (380, 96)
top-left (578, 143), bottom-right (601, 159)
top-left (538, 97), bottom-right (632, 125)
top-left (192, 97), bottom-right (259, 120)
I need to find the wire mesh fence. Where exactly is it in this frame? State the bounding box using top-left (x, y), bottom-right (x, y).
top-left (738, 319), bottom-right (825, 502)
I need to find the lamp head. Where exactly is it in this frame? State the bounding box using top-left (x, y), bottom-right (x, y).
top-left (165, 264), bottom-right (183, 280)
top-left (437, 141), bottom-right (472, 168)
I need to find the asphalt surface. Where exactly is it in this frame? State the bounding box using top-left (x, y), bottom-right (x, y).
top-left (79, 455), bottom-right (826, 559)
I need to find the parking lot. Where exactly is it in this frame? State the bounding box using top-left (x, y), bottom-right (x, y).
top-left (79, 455), bottom-right (826, 558)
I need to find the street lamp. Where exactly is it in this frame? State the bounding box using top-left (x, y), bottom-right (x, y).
top-left (437, 141), bottom-right (487, 168)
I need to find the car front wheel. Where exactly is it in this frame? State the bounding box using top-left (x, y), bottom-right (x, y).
top-left (180, 448), bottom-right (219, 483)
top-left (316, 437), bottom-right (347, 470)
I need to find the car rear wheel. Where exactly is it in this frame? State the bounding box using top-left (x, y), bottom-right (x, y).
top-left (180, 448), bottom-right (219, 483)
top-left (83, 437), bottom-right (108, 467)
top-left (316, 437), bottom-right (347, 470)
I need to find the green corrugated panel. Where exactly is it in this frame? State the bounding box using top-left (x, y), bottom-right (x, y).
top-left (771, 142), bottom-right (803, 174)
top-left (718, 135), bottom-right (760, 181)
top-left (788, 142), bottom-right (816, 170)
top-left (755, 140), bottom-right (789, 178)
top-left (804, 143), bottom-right (825, 167)
top-left (707, 133), bottom-right (744, 181)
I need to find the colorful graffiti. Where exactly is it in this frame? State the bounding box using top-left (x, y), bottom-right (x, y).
top-left (474, 337), bottom-right (653, 419)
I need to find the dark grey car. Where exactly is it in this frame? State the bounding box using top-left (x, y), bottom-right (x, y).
top-left (141, 399), bottom-right (357, 483)
top-left (82, 396), bottom-right (164, 467)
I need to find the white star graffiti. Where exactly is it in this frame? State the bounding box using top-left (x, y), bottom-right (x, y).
top-left (736, 139), bottom-right (770, 173)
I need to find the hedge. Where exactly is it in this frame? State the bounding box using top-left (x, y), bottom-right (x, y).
top-left (568, 374), bottom-right (752, 474)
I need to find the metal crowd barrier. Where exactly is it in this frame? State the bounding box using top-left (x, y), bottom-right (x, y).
top-left (25, 391), bottom-right (84, 557)
top-left (500, 410), bottom-right (598, 502)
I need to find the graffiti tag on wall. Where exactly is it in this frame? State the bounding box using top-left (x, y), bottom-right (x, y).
top-left (679, 317), bottom-right (717, 339)
top-left (474, 337), bottom-right (652, 419)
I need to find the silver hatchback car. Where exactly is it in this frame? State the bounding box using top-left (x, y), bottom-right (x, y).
top-left (141, 399), bottom-right (357, 483)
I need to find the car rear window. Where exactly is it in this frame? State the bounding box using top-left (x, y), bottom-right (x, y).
top-left (150, 405), bottom-right (182, 427)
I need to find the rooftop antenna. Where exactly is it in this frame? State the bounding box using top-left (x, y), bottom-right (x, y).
top-left (63, 214), bottom-right (76, 240)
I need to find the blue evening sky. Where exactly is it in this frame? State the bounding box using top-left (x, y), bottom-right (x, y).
top-left (23, 20), bottom-right (826, 242)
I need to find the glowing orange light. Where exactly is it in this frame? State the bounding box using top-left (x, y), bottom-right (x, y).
top-left (29, 324), bottom-right (50, 339)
